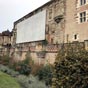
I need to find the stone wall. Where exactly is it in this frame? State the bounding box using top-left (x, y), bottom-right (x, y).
top-left (9, 41), bottom-right (87, 64)
top-left (65, 0), bottom-right (88, 43)
top-left (1, 0), bottom-right (88, 64)
top-left (11, 0), bottom-right (66, 64)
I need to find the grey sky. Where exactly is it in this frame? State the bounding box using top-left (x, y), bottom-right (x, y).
top-left (0, 0), bottom-right (50, 32)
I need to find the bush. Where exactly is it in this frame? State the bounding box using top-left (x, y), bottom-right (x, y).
top-left (9, 51), bottom-right (33, 76)
top-left (23, 51), bottom-right (34, 66)
top-left (0, 64), bottom-right (19, 77)
top-left (31, 64), bottom-right (43, 76)
top-left (0, 54), bottom-right (11, 65)
top-left (37, 64), bottom-right (53, 86)
top-left (52, 43), bottom-right (88, 88)
top-left (0, 64), bottom-right (48, 88)
top-left (17, 75), bottom-right (48, 88)
top-left (18, 64), bottom-right (31, 76)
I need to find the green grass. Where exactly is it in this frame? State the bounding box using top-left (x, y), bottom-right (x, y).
top-left (0, 71), bottom-right (21, 88)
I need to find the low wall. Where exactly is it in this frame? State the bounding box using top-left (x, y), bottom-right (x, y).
top-left (0, 41), bottom-right (87, 64)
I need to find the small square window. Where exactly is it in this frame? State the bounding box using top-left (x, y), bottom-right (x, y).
top-left (74, 34), bottom-right (77, 40)
top-left (74, 34), bottom-right (79, 40)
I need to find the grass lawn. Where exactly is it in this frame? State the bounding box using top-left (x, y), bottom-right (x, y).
top-left (0, 71), bottom-right (21, 88)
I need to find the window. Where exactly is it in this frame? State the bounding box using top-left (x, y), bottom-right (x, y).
top-left (46, 25), bottom-right (49, 34)
top-left (49, 9), bottom-right (52, 19)
top-left (80, 0), bottom-right (86, 5)
top-left (74, 34), bottom-right (78, 40)
top-left (66, 34), bottom-right (69, 43)
top-left (74, 34), bottom-right (77, 40)
top-left (80, 11), bottom-right (86, 23)
top-left (77, 0), bottom-right (87, 8)
top-left (51, 38), bottom-right (54, 44)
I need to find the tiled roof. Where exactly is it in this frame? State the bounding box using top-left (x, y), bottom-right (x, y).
top-left (2, 30), bottom-right (12, 36)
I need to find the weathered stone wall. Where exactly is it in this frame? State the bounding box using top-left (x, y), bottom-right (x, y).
top-left (46, 0), bottom-right (65, 44)
top-left (10, 44), bottom-right (59, 64)
top-left (0, 35), bottom-right (3, 48)
top-left (10, 41), bottom-right (86, 64)
top-left (65, 0), bottom-right (88, 43)
top-left (11, 0), bottom-right (65, 64)
top-left (10, 0), bottom-right (88, 64)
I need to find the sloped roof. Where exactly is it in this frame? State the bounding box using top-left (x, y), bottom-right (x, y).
top-left (14, 0), bottom-right (54, 25)
top-left (2, 30), bottom-right (12, 36)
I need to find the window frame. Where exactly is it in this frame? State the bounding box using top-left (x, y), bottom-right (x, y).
top-left (79, 11), bottom-right (87, 23)
top-left (80, 0), bottom-right (86, 6)
top-left (77, 0), bottom-right (88, 8)
top-left (74, 34), bottom-right (77, 40)
top-left (73, 34), bottom-right (79, 41)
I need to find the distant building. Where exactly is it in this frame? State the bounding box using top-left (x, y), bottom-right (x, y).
top-left (2, 30), bottom-right (13, 46)
top-left (6, 0), bottom-right (88, 64)
top-left (0, 30), bottom-right (12, 48)
top-left (0, 30), bottom-right (13, 55)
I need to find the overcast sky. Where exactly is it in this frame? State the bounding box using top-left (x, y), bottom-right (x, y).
top-left (0, 0), bottom-right (50, 32)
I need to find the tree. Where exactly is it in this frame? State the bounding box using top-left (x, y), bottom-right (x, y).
top-left (52, 43), bottom-right (88, 88)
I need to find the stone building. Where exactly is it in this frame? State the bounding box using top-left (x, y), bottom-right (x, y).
top-left (0, 30), bottom-right (12, 47)
top-left (12, 0), bottom-right (88, 64)
top-left (0, 30), bottom-right (13, 55)
top-left (65, 0), bottom-right (88, 43)
top-left (1, 30), bottom-right (13, 46)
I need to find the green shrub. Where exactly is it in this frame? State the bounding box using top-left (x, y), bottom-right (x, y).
top-left (18, 64), bottom-right (31, 76)
top-left (0, 56), bottom-right (3, 64)
top-left (52, 43), bottom-right (88, 88)
top-left (0, 64), bottom-right (19, 77)
top-left (37, 64), bottom-right (53, 86)
top-left (17, 75), bottom-right (48, 88)
top-left (31, 64), bottom-right (43, 76)
top-left (0, 54), bottom-right (10, 65)
top-left (9, 51), bottom-right (33, 76)
top-left (0, 64), bottom-right (48, 88)
top-left (23, 51), bottom-right (34, 66)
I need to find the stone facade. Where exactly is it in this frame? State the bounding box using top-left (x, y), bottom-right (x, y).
top-left (0, 30), bottom-right (12, 47)
top-left (1, 0), bottom-right (88, 64)
top-left (12, 0), bottom-right (66, 64)
top-left (13, 0), bottom-right (65, 45)
top-left (0, 30), bottom-right (13, 56)
top-left (65, 0), bottom-right (88, 43)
